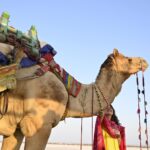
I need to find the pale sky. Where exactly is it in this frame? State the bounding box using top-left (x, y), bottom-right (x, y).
top-left (1, 0), bottom-right (150, 147)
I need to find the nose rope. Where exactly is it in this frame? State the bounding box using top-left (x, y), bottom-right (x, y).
top-left (141, 63), bottom-right (149, 149)
top-left (136, 61), bottom-right (149, 149)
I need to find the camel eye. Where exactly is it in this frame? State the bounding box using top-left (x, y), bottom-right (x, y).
top-left (128, 58), bottom-right (132, 63)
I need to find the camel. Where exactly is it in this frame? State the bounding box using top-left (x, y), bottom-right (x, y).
top-left (0, 42), bottom-right (148, 150)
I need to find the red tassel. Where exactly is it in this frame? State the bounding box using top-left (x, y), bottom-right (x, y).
top-left (137, 109), bottom-right (140, 114)
top-left (145, 140), bottom-right (148, 145)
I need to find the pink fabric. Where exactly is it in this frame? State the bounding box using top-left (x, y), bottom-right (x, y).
top-left (93, 117), bottom-right (105, 150)
top-left (93, 116), bottom-right (126, 150)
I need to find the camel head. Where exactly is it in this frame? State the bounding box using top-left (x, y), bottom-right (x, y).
top-left (101, 49), bottom-right (148, 75)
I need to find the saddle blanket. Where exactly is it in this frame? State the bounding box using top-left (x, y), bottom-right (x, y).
top-left (0, 44), bottom-right (81, 97)
top-left (37, 59), bottom-right (81, 97)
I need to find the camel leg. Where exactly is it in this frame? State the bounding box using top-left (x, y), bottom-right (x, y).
top-left (24, 124), bottom-right (52, 150)
top-left (1, 128), bottom-right (24, 150)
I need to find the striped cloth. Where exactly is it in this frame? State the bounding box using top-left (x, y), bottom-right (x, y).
top-left (49, 59), bottom-right (81, 97)
top-left (36, 57), bottom-right (81, 97)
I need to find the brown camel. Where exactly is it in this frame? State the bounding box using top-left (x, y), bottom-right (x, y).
top-left (0, 43), bottom-right (148, 150)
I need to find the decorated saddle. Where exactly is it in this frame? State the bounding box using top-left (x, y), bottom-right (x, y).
top-left (0, 11), bottom-right (81, 97)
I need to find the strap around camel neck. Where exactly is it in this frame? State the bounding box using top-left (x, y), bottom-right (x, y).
top-left (94, 84), bottom-right (109, 117)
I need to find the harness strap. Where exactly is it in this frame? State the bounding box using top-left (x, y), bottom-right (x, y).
top-left (94, 84), bottom-right (109, 117)
top-left (35, 63), bottom-right (50, 76)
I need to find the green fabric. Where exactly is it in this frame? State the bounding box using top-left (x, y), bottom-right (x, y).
top-left (0, 75), bottom-right (16, 92)
top-left (0, 64), bottom-right (17, 92)
top-left (2, 12), bottom-right (10, 19)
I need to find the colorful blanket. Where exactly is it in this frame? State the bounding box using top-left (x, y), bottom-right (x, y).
top-left (49, 60), bottom-right (81, 97)
top-left (37, 57), bottom-right (81, 97)
top-left (18, 44), bottom-right (81, 97)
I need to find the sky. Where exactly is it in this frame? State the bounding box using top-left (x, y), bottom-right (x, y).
top-left (1, 0), bottom-right (150, 147)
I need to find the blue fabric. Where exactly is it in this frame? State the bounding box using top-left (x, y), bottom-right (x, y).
top-left (0, 51), bottom-right (9, 65)
top-left (0, 44), bottom-right (57, 68)
top-left (65, 72), bottom-right (69, 85)
top-left (20, 44), bottom-right (57, 68)
top-left (20, 57), bottom-right (37, 68)
top-left (40, 44), bottom-right (57, 56)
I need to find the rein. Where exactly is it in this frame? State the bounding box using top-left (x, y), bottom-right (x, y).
top-left (136, 72), bottom-right (149, 149)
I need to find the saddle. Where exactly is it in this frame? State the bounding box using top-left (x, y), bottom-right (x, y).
top-left (0, 11), bottom-right (81, 97)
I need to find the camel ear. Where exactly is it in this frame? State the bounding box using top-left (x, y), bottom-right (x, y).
top-left (113, 48), bottom-right (119, 57)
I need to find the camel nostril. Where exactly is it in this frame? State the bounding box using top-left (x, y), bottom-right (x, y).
top-left (140, 58), bottom-right (149, 71)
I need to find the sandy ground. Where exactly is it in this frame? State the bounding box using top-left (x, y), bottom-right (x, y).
top-left (14, 143), bottom-right (149, 150)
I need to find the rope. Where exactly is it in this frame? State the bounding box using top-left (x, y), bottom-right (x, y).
top-left (80, 118), bottom-right (83, 150)
top-left (141, 70), bottom-right (149, 149)
top-left (136, 72), bottom-right (149, 150)
top-left (136, 73), bottom-right (142, 150)
top-left (96, 85), bottom-right (109, 109)
top-left (91, 85), bottom-right (94, 150)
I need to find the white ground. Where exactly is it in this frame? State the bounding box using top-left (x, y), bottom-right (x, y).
top-left (16, 143), bottom-right (149, 150)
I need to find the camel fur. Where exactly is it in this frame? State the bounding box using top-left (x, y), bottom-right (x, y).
top-left (0, 43), bottom-right (148, 150)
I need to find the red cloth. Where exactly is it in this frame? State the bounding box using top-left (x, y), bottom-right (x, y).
top-left (93, 116), bottom-right (126, 150)
top-left (42, 53), bottom-right (53, 62)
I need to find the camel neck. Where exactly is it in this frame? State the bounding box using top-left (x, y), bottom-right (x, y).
top-left (66, 68), bottom-right (129, 118)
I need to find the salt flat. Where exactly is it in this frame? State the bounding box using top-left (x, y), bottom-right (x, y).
top-left (16, 143), bottom-right (150, 150)
top-left (44, 144), bottom-right (148, 150)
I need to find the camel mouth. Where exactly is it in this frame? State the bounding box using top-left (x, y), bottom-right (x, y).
top-left (140, 58), bottom-right (149, 71)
